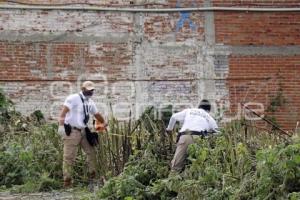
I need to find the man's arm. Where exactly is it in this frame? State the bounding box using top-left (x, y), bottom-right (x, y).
top-left (94, 113), bottom-right (105, 124)
top-left (166, 110), bottom-right (187, 131)
top-left (59, 106), bottom-right (70, 126)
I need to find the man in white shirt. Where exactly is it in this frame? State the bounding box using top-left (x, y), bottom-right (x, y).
top-left (57, 81), bottom-right (106, 188)
top-left (166, 100), bottom-right (218, 172)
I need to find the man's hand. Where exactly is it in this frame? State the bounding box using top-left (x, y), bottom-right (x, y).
top-left (95, 121), bottom-right (108, 132)
top-left (58, 125), bottom-right (65, 137)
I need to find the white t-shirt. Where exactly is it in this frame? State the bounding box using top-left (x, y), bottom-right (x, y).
top-left (63, 92), bottom-right (98, 128)
top-left (166, 108), bottom-right (218, 133)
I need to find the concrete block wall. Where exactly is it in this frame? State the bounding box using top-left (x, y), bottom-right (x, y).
top-left (0, 0), bottom-right (299, 131)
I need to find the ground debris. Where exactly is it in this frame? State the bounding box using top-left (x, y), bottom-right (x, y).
top-left (0, 190), bottom-right (95, 200)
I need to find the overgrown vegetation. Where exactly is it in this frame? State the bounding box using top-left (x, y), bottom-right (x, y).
top-left (1, 89), bottom-right (299, 200)
top-left (96, 120), bottom-right (300, 200)
top-left (0, 89), bottom-right (62, 192)
top-left (0, 90), bottom-right (173, 193)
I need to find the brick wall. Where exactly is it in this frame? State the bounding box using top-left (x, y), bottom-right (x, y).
top-left (215, 12), bottom-right (300, 45)
top-left (228, 56), bottom-right (300, 130)
top-left (0, 0), bottom-right (299, 131)
top-left (213, 0), bottom-right (300, 7)
top-left (211, 0), bottom-right (300, 131)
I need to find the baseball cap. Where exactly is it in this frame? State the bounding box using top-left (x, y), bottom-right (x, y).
top-left (82, 81), bottom-right (95, 90)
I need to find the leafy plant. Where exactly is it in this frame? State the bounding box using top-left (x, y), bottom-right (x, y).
top-left (1, 90), bottom-right (299, 200)
top-left (95, 120), bottom-right (299, 200)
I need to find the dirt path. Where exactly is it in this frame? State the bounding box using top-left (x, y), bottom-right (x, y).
top-left (0, 190), bottom-right (96, 200)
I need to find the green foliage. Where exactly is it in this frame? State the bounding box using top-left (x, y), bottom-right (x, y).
top-left (97, 143), bottom-right (169, 199)
top-left (0, 122), bottom-right (63, 189)
top-left (96, 121), bottom-right (299, 200)
top-left (0, 89), bottom-right (14, 125)
top-left (0, 88), bottom-right (13, 109)
top-left (289, 192), bottom-right (300, 200)
top-left (30, 110), bottom-right (45, 124)
top-left (1, 90), bottom-right (299, 199)
top-left (10, 173), bottom-right (61, 193)
top-left (0, 90), bottom-right (64, 191)
top-left (0, 92), bottom-right (175, 194)
top-left (256, 142), bottom-right (300, 199)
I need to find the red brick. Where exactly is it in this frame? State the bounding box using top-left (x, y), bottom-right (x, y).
top-left (227, 56), bottom-right (300, 131)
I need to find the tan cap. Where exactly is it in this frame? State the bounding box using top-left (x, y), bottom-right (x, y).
top-left (82, 81), bottom-right (95, 90)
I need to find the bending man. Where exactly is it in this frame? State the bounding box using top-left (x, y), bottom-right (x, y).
top-left (166, 100), bottom-right (218, 172)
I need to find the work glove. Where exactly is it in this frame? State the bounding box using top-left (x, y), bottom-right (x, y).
top-left (58, 125), bottom-right (65, 137)
top-left (94, 119), bottom-right (108, 132)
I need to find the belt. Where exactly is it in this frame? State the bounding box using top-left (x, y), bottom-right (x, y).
top-left (176, 130), bottom-right (208, 143)
top-left (179, 130), bottom-right (208, 136)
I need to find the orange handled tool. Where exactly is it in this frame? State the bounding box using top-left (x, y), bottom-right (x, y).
top-left (94, 119), bottom-right (107, 133)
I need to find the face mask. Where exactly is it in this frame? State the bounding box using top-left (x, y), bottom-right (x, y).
top-left (85, 95), bottom-right (92, 99)
top-left (83, 90), bottom-right (94, 98)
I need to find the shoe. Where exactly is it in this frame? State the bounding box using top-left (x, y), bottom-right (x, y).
top-left (88, 171), bottom-right (96, 192)
top-left (63, 177), bottom-right (72, 188)
top-left (88, 180), bottom-right (95, 192)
